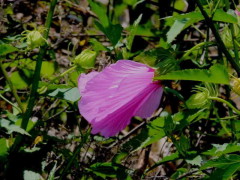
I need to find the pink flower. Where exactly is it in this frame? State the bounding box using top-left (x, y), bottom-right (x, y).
top-left (78, 60), bottom-right (163, 137)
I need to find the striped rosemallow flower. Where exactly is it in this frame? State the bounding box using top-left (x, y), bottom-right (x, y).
top-left (78, 60), bottom-right (163, 137)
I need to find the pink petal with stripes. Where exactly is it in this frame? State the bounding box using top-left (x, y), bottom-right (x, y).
top-left (78, 60), bottom-right (163, 137)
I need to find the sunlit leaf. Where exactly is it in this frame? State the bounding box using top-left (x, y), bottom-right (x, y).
top-left (202, 143), bottom-right (240, 156)
top-left (0, 44), bottom-right (18, 56)
top-left (0, 118), bottom-right (30, 136)
top-left (88, 0), bottom-right (109, 27)
top-left (47, 87), bottom-right (80, 102)
top-left (23, 170), bottom-right (42, 180)
top-left (154, 64), bottom-right (229, 84)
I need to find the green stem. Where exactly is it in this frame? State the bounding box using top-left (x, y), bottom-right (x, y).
top-left (196, 0), bottom-right (240, 76)
top-left (224, 0), bottom-right (239, 63)
top-left (180, 42), bottom-right (214, 61)
top-left (21, 0), bottom-right (58, 130)
top-left (210, 115), bottom-right (238, 120)
top-left (11, 0), bottom-right (58, 152)
top-left (60, 131), bottom-right (90, 179)
top-left (209, 97), bottom-right (240, 115)
top-left (0, 93), bottom-right (22, 112)
top-left (0, 60), bottom-right (25, 113)
top-left (51, 66), bottom-right (77, 83)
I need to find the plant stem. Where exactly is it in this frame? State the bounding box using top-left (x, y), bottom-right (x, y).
top-left (60, 131), bottom-right (90, 179)
top-left (50, 66), bottom-right (77, 83)
top-left (0, 60), bottom-right (25, 113)
top-left (180, 42), bottom-right (214, 61)
top-left (224, 0), bottom-right (239, 63)
top-left (21, 0), bottom-right (58, 130)
top-left (0, 93), bottom-right (22, 112)
top-left (11, 0), bottom-right (58, 152)
top-left (209, 96), bottom-right (240, 115)
top-left (195, 0), bottom-right (240, 76)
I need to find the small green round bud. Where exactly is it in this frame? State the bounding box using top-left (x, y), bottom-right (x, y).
top-left (74, 49), bottom-right (97, 69)
top-left (232, 78), bottom-right (240, 96)
top-left (186, 88), bottom-right (210, 109)
top-left (26, 30), bottom-right (46, 49)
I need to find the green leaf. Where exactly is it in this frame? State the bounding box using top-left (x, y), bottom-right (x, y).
top-left (15, 118), bottom-right (35, 132)
top-left (202, 143), bottom-right (240, 156)
top-left (47, 87), bottom-right (80, 102)
top-left (88, 162), bottom-right (117, 178)
top-left (122, 116), bottom-right (165, 152)
top-left (9, 71), bottom-right (29, 89)
top-left (147, 152), bottom-right (180, 172)
top-left (0, 138), bottom-right (9, 161)
top-left (23, 170), bottom-right (42, 180)
top-left (0, 118), bottom-right (30, 136)
top-left (186, 155), bottom-right (202, 166)
top-left (134, 48), bottom-right (178, 74)
top-left (201, 154), bottom-right (240, 170)
top-left (41, 61), bottom-right (57, 79)
top-left (88, 0), bottom-right (109, 27)
top-left (167, 19), bottom-right (187, 43)
top-left (89, 38), bottom-right (108, 52)
top-left (95, 21), bottom-right (123, 46)
top-left (126, 14), bottom-right (142, 51)
top-left (0, 44), bottom-right (18, 56)
top-left (174, 135), bottom-right (190, 156)
top-left (47, 162), bottom-right (57, 180)
top-left (213, 9), bottom-right (237, 24)
top-left (207, 163), bottom-right (240, 180)
top-left (155, 64), bottom-right (229, 84)
top-left (165, 9), bottom-right (237, 43)
top-left (201, 155), bottom-right (240, 180)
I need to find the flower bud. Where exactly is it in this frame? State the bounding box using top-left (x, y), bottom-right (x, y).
top-left (26, 30), bottom-right (46, 49)
top-left (232, 78), bottom-right (240, 96)
top-left (74, 49), bottom-right (97, 69)
top-left (186, 91), bottom-right (210, 109)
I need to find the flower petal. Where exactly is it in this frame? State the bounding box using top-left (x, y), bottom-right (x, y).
top-left (78, 60), bottom-right (162, 137)
top-left (78, 71), bottom-right (99, 95)
top-left (134, 85), bottom-right (163, 118)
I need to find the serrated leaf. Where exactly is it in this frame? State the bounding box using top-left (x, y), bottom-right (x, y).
top-left (122, 117), bottom-right (165, 152)
top-left (0, 118), bottom-right (30, 136)
top-left (202, 143), bottom-right (240, 156)
top-left (0, 44), bottom-right (18, 56)
top-left (47, 87), bottom-right (80, 102)
top-left (207, 163), bottom-right (240, 180)
top-left (201, 154), bottom-right (240, 170)
top-left (155, 64), bottom-right (229, 84)
top-left (186, 155), bottom-right (202, 166)
top-left (201, 155), bottom-right (240, 180)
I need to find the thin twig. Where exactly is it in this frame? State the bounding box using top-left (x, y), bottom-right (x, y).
top-left (0, 60), bottom-right (25, 113)
top-left (196, 0), bottom-right (240, 76)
